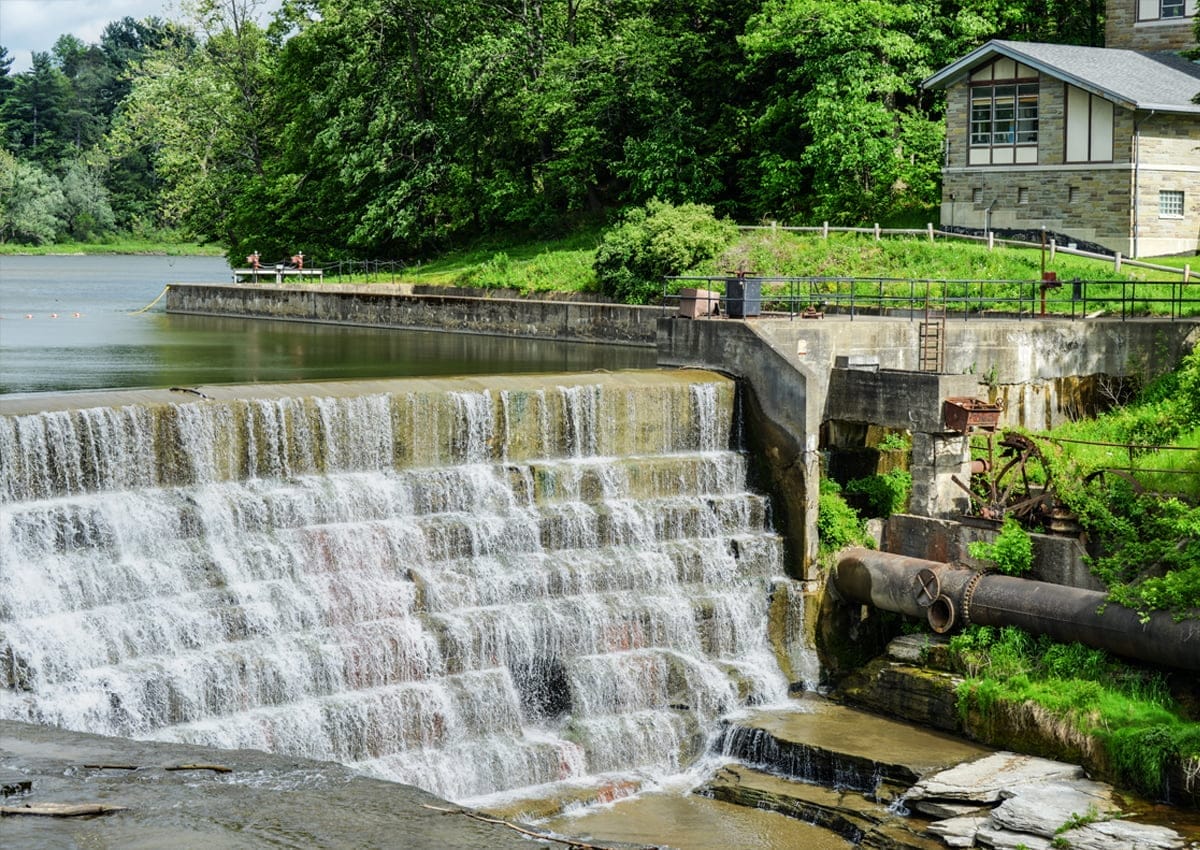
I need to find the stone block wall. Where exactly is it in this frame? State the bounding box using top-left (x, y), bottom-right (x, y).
top-left (1106, 0), bottom-right (1196, 50)
top-left (941, 168), bottom-right (1133, 254)
top-left (1136, 113), bottom-right (1200, 256)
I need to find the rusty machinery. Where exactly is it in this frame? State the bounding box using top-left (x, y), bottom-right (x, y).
top-left (952, 431), bottom-right (1067, 528)
top-left (942, 397), bottom-right (1077, 532)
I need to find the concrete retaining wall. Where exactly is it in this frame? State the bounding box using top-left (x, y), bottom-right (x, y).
top-left (885, 514), bottom-right (1102, 591)
top-left (167, 283), bottom-right (661, 347)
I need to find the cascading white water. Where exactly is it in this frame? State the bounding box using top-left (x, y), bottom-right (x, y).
top-left (0, 373), bottom-right (810, 805)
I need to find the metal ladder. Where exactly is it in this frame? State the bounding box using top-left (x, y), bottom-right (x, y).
top-left (918, 284), bottom-right (946, 373)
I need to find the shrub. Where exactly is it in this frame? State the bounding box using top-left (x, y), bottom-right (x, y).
top-left (968, 516), bottom-right (1034, 576)
top-left (817, 478), bottom-right (870, 554)
top-left (844, 469), bottom-right (911, 518)
top-left (593, 200), bottom-right (737, 304)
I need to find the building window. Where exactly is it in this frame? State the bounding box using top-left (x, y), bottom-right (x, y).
top-left (1138, 0), bottom-right (1190, 20)
top-left (1018, 188), bottom-right (1029, 204)
top-left (971, 84), bottom-right (1039, 147)
top-left (973, 188), bottom-right (983, 204)
top-left (969, 81), bottom-right (1036, 165)
top-left (1160, 190), bottom-right (1185, 218)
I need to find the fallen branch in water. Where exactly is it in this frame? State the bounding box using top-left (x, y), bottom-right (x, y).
top-left (80, 763), bottom-right (232, 773)
top-left (1, 802), bottom-right (128, 817)
top-left (419, 803), bottom-right (662, 849)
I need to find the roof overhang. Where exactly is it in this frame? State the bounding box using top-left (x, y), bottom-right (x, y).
top-left (922, 40), bottom-right (1200, 115)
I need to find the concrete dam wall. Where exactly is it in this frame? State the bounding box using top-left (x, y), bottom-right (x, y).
top-left (166, 283), bottom-right (661, 346)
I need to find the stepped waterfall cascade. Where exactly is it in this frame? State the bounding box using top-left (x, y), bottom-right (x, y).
top-left (0, 371), bottom-right (813, 807)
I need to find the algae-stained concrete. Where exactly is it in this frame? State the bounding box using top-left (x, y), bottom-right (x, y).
top-left (701, 764), bottom-right (944, 850)
top-left (660, 314), bottom-right (1199, 437)
top-left (657, 314), bottom-right (1199, 574)
top-left (166, 282), bottom-right (662, 346)
top-left (0, 368), bottom-right (724, 417)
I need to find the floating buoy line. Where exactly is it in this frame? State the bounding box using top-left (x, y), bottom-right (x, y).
top-left (2, 286), bottom-right (164, 320)
top-left (7, 312), bottom-right (85, 320)
top-left (130, 285), bottom-right (171, 314)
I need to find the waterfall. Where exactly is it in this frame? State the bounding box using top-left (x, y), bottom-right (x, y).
top-left (0, 372), bottom-right (806, 804)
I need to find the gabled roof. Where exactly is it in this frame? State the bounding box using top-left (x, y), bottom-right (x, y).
top-left (923, 40), bottom-right (1200, 114)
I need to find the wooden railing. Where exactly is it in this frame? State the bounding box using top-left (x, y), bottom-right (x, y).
top-left (739, 222), bottom-right (1196, 282)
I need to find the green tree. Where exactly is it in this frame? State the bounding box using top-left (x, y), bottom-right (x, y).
top-left (59, 158), bottom-right (116, 240)
top-left (739, 0), bottom-right (950, 223)
top-left (0, 46), bottom-right (14, 143)
top-left (0, 150), bottom-right (65, 243)
top-left (110, 1), bottom-right (276, 243)
top-left (2, 52), bottom-right (73, 165)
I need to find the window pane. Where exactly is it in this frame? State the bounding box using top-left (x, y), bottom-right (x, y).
top-left (993, 87), bottom-right (1015, 144)
top-left (970, 100), bottom-right (992, 145)
top-left (1162, 0), bottom-right (1185, 16)
top-left (1015, 85), bottom-right (1038, 145)
top-left (1159, 190), bottom-right (1184, 217)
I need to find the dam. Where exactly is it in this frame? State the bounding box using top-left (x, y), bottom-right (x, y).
top-left (4, 274), bottom-right (1198, 846)
top-left (0, 371), bottom-right (814, 810)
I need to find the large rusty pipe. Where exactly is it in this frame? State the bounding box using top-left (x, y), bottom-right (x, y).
top-left (968, 575), bottom-right (1200, 672)
top-left (833, 549), bottom-right (1200, 671)
top-left (833, 549), bottom-right (961, 619)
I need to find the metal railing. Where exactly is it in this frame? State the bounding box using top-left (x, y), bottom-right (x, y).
top-left (664, 275), bottom-right (1200, 321)
top-left (323, 259), bottom-right (410, 283)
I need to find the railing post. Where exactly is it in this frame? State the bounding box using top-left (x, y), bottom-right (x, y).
top-left (822, 221), bottom-right (829, 240)
top-left (1049, 239), bottom-right (1056, 262)
top-left (1185, 264), bottom-right (1192, 283)
top-left (927, 222), bottom-right (934, 243)
top-left (874, 223), bottom-right (881, 241)
top-left (1115, 252), bottom-right (1122, 273)
top-left (987, 231), bottom-right (994, 251)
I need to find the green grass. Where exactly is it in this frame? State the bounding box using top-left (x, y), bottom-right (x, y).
top-left (0, 236), bottom-right (225, 256)
top-left (950, 625), bottom-right (1200, 800)
top-left (22, 223), bottom-right (1168, 318)
top-left (8, 224), bottom-right (1193, 299)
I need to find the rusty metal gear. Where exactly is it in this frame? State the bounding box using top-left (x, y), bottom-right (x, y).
top-left (952, 430), bottom-right (1073, 530)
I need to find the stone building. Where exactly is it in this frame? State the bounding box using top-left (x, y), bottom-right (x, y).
top-left (923, 1), bottom-right (1199, 258)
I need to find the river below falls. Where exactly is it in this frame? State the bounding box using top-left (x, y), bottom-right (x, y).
top-left (0, 719), bottom-right (848, 849)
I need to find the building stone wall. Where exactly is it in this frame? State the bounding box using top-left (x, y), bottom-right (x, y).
top-left (940, 78), bottom-right (1199, 256)
top-left (1105, 0), bottom-right (1196, 50)
top-left (941, 80), bottom-right (1134, 253)
top-left (1134, 112), bottom-right (1200, 255)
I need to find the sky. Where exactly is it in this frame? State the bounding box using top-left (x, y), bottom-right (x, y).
top-left (1, 0), bottom-right (279, 73)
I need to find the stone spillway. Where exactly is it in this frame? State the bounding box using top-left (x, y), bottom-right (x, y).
top-left (0, 370), bottom-right (812, 805)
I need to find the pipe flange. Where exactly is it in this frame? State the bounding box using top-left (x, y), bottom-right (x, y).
top-left (960, 570), bottom-right (987, 629)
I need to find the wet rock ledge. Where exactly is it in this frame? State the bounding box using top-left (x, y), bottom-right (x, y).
top-left (0, 720), bottom-right (548, 849)
top-left (703, 694), bottom-right (1200, 850)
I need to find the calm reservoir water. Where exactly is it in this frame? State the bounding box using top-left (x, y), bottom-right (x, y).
top-left (0, 254), bottom-right (653, 394)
